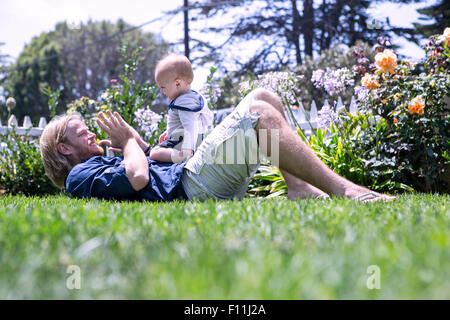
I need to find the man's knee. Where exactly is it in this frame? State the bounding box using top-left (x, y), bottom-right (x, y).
top-left (252, 88), bottom-right (284, 114)
top-left (252, 88), bottom-right (272, 100)
top-left (252, 88), bottom-right (280, 104)
top-left (250, 101), bottom-right (284, 129)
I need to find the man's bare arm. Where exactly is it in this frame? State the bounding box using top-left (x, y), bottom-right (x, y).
top-left (96, 111), bottom-right (149, 191)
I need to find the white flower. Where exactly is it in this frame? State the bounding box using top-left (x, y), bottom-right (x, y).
top-left (134, 106), bottom-right (162, 140)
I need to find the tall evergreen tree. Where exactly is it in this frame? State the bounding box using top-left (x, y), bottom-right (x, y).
top-left (174, 0), bottom-right (387, 75)
top-left (413, 0), bottom-right (449, 39)
top-left (0, 42), bottom-right (9, 86)
top-left (0, 43), bottom-right (11, 121)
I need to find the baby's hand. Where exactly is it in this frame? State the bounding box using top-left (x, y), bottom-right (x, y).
top-left (159, 131), bottom-right (168, 143)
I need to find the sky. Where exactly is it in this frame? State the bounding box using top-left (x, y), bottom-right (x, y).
top-left (0, 0), bottom-right (438, 89)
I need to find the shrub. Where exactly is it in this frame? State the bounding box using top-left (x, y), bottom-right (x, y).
top-left (346, 32), bottom-right (450, 193)
top-left (247, 29), bottom-right (449, 196)
top-left (0, 128), bottom-right (59, 195)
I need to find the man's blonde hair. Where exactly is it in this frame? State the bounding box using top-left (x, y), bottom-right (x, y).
top-left (40, 114), bottom-right (81, 189)
top-left (155, 53), bottom-right (194, 84)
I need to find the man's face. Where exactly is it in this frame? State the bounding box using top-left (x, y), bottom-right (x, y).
top-left (62, 119), bottom-right (104, 162)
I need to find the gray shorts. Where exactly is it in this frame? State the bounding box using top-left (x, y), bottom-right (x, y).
top-left (182, 92), bottom-right (261, 201)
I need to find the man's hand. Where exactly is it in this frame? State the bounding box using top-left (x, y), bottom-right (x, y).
top-left (97, 111), bottom-right (149, 154)
top-left (96, 110), bottom-right (134, 149)
top-left (96, 110), bottom-right (149, 191)
top-left (159, 131), bottom-right (168, 143)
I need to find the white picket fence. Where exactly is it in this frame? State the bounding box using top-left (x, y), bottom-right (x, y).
top-left (287, 96), bottom-right (358, 135)
top-left (0, 96), bottom-right (358, 151)
top-left (0, 115), bottom-right (48, 152)
top-left (0, 114), bottom-right (48, 136)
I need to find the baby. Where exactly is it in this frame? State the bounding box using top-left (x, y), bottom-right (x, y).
top-left (150, 53), bottom-right (213, 163)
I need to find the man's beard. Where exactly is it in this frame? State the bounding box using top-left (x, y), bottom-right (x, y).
top-left (94, 144), bottom-right (105, 156)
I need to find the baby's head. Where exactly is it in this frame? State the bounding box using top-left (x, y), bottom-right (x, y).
top-left (155, 53), bottom-right (193, 101)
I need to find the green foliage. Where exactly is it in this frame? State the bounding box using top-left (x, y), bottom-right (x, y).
top-left (0, 194), bottom-right (449, 299)
top-left (100, 45), bottom-right (158, 127)
top-left (66, 96), bottom-right (106, 140)
top-left (349, 34), bottom-right (450, 193)
top-left (0, 128), bottom-right (59, 195)
top-left (204, 66), bottom-right (218, 108)
top-left (301, 115), bottom-right (415, 193)
top-left (412, 0), bottom-right (450, 41)
top-left (248, 30), bottom-right (449, 196)
top-left (301, 34), bottom-right (450, 194)
top-left (213, 72), bottom-right (247, 110)
top-left (248, 165), bottom-right (287, 198)
top-left (41, 86), bottom-right (61, 118)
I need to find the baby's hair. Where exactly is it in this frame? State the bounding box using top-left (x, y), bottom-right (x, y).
top-left (156, 53), bottom-right (194, 84)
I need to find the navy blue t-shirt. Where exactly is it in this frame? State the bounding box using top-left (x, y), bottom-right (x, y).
top-left (65, 156), bottom-right (188, 201)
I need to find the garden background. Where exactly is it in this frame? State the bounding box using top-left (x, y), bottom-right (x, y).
top-left (0, 0), bottom-right (449, 299)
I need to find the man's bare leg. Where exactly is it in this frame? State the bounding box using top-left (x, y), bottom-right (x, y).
top-left (249, 98), bottom-right (395, 201)
top-left (281, 170), bottom-right (329, 200)
top-left (252, 89), bottom-right (329, 199)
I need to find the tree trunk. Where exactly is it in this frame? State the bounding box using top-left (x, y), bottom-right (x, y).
top-left (325, 0), bottom-right (344, 49)
top-left (291, 0), bottom-right (303, 66)
top-left (319, 0), bottom-right (326, 53)
top-left (184, 0), bottom-right (190, 59)
top-left (303, 0), bottom-right (314, 57)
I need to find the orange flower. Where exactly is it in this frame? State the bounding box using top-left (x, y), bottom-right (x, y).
top-left (438, 27), bottom-right (450, 45)
top-left (375, 49), bottom-right (397, 73)
top-left (393, 118), bottom-right (398, 124)
top-left (361, 73), bottom-right (380, 90)
top-left (408, 96), bottom-right (425, 115)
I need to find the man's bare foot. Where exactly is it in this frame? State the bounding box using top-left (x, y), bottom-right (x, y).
top-left (287, 186), bottom-right (330, 200)
top-left (344, 186), bottom-right (396, 202)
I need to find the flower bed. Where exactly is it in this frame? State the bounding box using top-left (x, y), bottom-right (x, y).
top-left (248, 29), bottom-right (449, 195)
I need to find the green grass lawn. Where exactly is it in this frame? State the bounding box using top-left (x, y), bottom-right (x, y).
top-left (0, 194), bottom-right (448, 299)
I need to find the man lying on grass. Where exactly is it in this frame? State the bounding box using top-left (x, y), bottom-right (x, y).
top-left (40, 89), bottom-right (396, 202)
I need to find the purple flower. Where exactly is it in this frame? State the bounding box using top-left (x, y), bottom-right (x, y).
top-left (311, 68), bottom-right (354, 96)
top-left (317, 103), bottom-right (337, 129)
top-left (240, 71), bottom-right (304, 104)
top-left (311, 69), bottom-right (325, 86)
